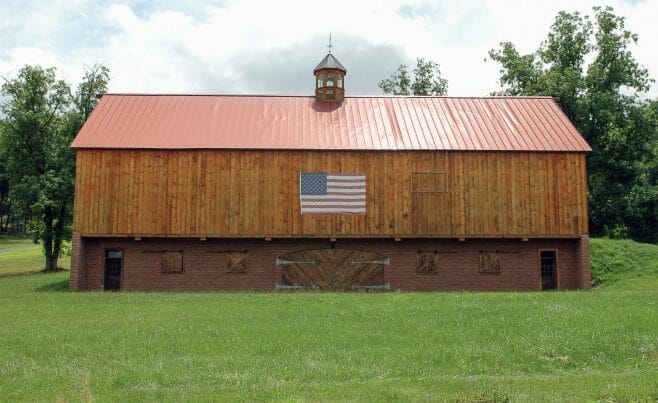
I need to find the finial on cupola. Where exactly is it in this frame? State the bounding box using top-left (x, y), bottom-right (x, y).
top-left (314, 34), bottom-right (346, 103)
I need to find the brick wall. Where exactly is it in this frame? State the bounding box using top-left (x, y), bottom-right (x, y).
top-left (69, 231), bottom-right (84, 290)
top-left (576, 235), bottom-right (592, 288)
top-left (71, 237), bottom-right (584, 292)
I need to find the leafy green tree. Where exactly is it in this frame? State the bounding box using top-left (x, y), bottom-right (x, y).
top-left (1, 66), bottom-right (71, 270)
top-left (74, 64), bottom-right (110, 121)
top-left (488, 42), bottom-right (543, 97)
top-left (0, 124), bottom-right (12, 233)
top-left (1, 64), bottom-right (109, 270)
top-left (379, 65), bottom-right (411, 95)
top-left (379, 58), bottom-right (448, 95)
top-left (488, 6), bottom-right (657, 242)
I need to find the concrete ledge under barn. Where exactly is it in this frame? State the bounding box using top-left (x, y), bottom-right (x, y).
top-left (70, 235), bottom-right (591, 292)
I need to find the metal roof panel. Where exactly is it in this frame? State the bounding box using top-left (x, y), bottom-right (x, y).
top-left (72, 95), bottom-right (591, 152)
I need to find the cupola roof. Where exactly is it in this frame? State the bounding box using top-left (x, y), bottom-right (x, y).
top-left (313, 53), bottom-right (346, 74)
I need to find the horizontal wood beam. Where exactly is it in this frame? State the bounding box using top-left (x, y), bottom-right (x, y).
top-left (77, 233), bottom-right (587, 240)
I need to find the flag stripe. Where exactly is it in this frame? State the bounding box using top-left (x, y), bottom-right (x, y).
top-left (327, 175), bottom-right (365, 180)
top-left (302, 202), bottom-right (366, 206)
top-left (327, 189), bottom-right (365, 193)
top-left (302, 208), bottom-right (366, 213)
top-left (327, 182), bottom-right (366, 188)
top-left (300, 195), bottom-right (366, 200)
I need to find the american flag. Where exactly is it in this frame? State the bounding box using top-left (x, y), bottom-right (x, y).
top-left (300, 172), bottom-right (366, 214)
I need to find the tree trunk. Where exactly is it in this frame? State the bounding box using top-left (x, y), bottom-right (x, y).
top-left (6, 210), bottom-right (13, 232)
top-left (5, 203), bottom-right (13, 233)
top-left (43, 207), bottom-right (56, 272)
top-left (51, 204), bottom-right (67, 270)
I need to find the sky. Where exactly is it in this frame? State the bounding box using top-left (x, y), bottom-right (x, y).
top-left (1, 0), bottom-right (657, 98)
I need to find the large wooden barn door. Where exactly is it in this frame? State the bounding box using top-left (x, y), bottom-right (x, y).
top-left (277, 249), bottom-right (389, 291)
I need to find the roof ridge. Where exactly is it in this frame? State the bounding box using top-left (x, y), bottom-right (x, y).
top-left (101, 93), bottom-right (556, 100)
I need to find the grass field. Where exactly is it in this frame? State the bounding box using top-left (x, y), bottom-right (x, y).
top-left (0, 236), bottom-right (656, 401)
top-left (590, 237), bottom-right (658, 290)
top-left (0, 235), bottom-right (71, 275)
top-left (0, 235), bottom-right (33, 249)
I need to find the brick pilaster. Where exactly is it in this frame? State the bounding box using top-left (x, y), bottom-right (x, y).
top-left (576, 235), bottom-right (591, 289)
top-left (69, 232), bottom-right (85, 290)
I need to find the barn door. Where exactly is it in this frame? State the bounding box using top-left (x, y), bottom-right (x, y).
top-left (277, 249), bottom-right (332, 289)
top-left (277, 249), bottom-right (388, 291)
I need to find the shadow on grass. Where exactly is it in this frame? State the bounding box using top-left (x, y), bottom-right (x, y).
top-left (33, 269), bottom-right (70, 292)
top-left (0, 269), bottom-right (71, 292)
top-left (37, 278), bottom-right (71, 292)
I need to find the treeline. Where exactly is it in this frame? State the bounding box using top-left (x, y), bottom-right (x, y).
top-left (0, 64), bottom-right (109, 270)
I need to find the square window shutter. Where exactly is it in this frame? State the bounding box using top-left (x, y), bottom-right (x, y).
top-left (227, 252), bottom-right (248, 273)
top-left (417, 252), bottom-right (438, 275)
top-left (162, 252), bottom-right (183, 273)
top-left (479, 252), bottom-right (501, 273)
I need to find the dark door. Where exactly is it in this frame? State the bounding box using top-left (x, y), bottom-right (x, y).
top-left (104, 250), bottom-right (123, 291)
top-left (540, 251), bottom-right (557, 290)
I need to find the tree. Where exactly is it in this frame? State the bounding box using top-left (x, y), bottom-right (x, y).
top-left (0, 122), bottom-right (12, 233)
top-left (74, 64), bottom-right (110, 121)
top-left (379, 58), bottom-right (448, 96)
top-left (1, 64), bottom-right (109, 271)
top-left (488, 7), bottom-right (658, 243)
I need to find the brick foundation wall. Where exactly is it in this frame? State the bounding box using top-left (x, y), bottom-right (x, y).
top-left (70, 237), bottom-right (584, 292)
top-left (576, 235), bottom-right (592, 288)
top-left (69, 232), bottom-right (85, 290)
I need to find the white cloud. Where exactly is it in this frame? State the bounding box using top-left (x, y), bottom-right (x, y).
top-left (0, 0), bottom-right (656, 97)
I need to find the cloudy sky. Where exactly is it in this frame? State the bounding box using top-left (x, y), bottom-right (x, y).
top-left (1, 0), bottom-right (656, 98)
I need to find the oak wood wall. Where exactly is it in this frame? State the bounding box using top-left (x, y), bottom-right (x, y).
top-left (73, 150), bottom-right (588, 238)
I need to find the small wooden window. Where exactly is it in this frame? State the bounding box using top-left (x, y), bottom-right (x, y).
top-left (227, 251), bottom-right (248, 273)
top-left (412, 172), bottom-right (448, 193)
top-left (479, 252), bottom-right (501, 274)
top-left (417, 252), bottom-right (438, 275)
top-left (161, 252), bottom-right (183, 273)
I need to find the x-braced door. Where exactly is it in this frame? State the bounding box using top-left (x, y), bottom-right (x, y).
top-left (276, 248), bottom-right (389, 291)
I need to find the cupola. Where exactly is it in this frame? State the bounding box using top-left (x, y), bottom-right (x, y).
top-left (313, 44), bottom-right (346, 103)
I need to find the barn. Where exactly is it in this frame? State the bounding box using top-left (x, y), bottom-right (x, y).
top-left (69, 53), bottom-right (592, 291)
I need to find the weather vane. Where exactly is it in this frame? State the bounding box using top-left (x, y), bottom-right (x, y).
top-left (327, 33), bottom-right (332, 53)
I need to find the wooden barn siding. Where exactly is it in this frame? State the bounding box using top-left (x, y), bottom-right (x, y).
top-left (73, 150), bottom-right (588, 237)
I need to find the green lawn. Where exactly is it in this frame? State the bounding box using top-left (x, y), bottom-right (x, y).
top-left (0, 238), bottom-right (656, 401)
top-left (0, 234), bottom-right (33, 250)
top-left (0, 235), bottom-right (70, 275)
top-left (590, 237), bottom-right (658, 290)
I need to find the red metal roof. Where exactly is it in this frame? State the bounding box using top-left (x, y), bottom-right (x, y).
top-left (71, 94), bottom-right (591, 152)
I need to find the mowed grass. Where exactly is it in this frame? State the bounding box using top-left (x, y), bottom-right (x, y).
top-left (0, 235), bottom-right (33, 249)
top-left (0, 235), bottom-right (70, 275)
top-left (0, 238), bottom-right (656, 401)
